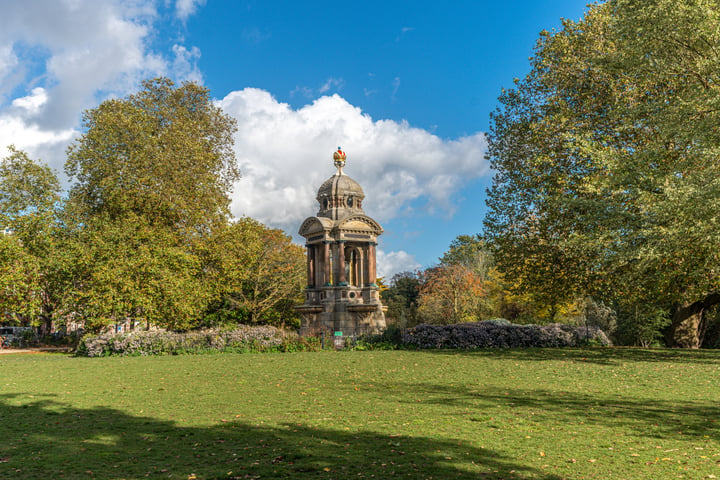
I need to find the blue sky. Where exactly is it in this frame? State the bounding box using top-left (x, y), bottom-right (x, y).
top-left (0, 0), bottom-right (590, 278)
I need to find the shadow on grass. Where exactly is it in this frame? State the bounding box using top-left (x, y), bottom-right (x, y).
top-left (419, 347), bottom-right (720, 366)
top-left (0, 393), bottom-right (562, 480)
top-left (373, 381), bottom-right (719, 441)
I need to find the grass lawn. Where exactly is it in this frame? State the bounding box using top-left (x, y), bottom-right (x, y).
top-left (1, 348), bottom-right (719, 479)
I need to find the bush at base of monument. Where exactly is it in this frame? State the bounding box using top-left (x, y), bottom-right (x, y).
top-left (77, 326), bottom-right (321, 357)
top-left (402, 321), bottom-right (611, 349)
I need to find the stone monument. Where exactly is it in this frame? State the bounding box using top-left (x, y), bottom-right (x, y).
top-left (296, 148), bottom-right (387, 336)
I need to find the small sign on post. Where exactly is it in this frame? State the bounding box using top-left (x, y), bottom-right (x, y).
top-left (333, 331), bottom-right (344, 350)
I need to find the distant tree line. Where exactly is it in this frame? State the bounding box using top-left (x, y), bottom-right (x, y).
top-left (0, 78), bottom-right (304, 334)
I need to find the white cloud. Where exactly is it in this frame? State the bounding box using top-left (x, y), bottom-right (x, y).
top-left (171, 44), bottom-right (203, 83)
top-left (219, 88), bottom-right (489, 237)
top-left (376, 250), bottom-right (421, 279)
top-left (175, 0), bottom-right (206, 21)
top-left (0, 114), bottom-right (75, 170)
top-left (0, 0), bottom-right (204, 172)
top-left (319, 77), bottom-right (344, 94)
top-left (11, 88), bottom-right (48, 116)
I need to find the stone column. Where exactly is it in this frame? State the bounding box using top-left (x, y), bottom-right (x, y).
top-left (368, 242), bottom-right (377, 286)
top-left (362, 244), bottom-right (370, 287)
top-left (323, 241), bottom-right (331, 286)
top-left (307, 245), bottom-right (315, 288)
top-left (337, 241), bottom-right (346, 285)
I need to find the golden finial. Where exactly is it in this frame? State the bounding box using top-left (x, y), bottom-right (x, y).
top-left (333, 146), bottom-right (346, 173)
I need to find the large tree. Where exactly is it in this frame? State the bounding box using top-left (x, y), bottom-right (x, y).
top-left (201, 217), bottom-right (305, 326)
top-left (0, 147), bottom-right (72, 331)
top-left (0, 234), bottom-right (41, 324)
top-left (381, 271), bottom-right (422, 326)
top-left (484, 0), bottom-right (720, 347)
top-left (70, 213), bottom-right (211, 331)
top-left (66, 77), bottom-right (239, 235)
top-left (417, 264), bottom-right (485, 324)
top-left (64, 78), bottom-right (239, 331)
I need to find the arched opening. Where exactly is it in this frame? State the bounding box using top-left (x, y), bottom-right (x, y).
top-left (345, 247), bottom-right (361, 287)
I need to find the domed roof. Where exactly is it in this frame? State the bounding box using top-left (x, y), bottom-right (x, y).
top-left (315, 148), bottom-right (366, 220)
top-left (316, 173), bottom-right (365, 201)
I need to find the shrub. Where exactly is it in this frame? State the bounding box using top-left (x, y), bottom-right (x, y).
top-left (77, 326), bottom-right (320, 357)
top-left (401, 322), bottom-right (611, 349)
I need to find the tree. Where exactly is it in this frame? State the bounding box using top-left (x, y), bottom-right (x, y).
top-left (440, 235), bottom-right (493, 279)
top-left (70, 213), bottom-right (211, 332)
top-left (64, 78), bottom-right (239, 331)
top-left (417, 264), bottom-right (485, 324)
top-left (65, 77), bottom-right (239, 235)
top-left (439, 235), bottom-right (500, 320)
top-left (0, 147), bottom-right (71, 331)
top-left (381, 271), bottom-right (422, 326)
top-left (0, 234), bottom-right (41, 324)
top-left (201, 217), bottom-right (305, 326)
top-left (0, 146), bottom-right (61, 246)
top-left (484, 0), bottom-right (720, 347)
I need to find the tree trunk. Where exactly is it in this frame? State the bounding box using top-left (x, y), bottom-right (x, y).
top-left (667, 293), bottom-right (720, 348)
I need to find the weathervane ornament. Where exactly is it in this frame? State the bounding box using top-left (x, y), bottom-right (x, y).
top-left (333, 146), bottom-right (346, 172)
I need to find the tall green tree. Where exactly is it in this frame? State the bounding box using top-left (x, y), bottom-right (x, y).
top-left (201, 217), bottom-right (305, 326)
top-left (484, 0), bottom-right (720, 347)
top-left (70, 213), bottom-right (211, 332)
top-left (440, 235), bottom-right (493, 280)
top-left (64, 78), bottom-right (239, 331)
top-left (0, 147), bottom-right (72, 331)
top-left (0, 234), bottom-right (41, 324)
top-left (66, 77), bottom-right (239, 235)
top-left (0, 146), bottom-right (61, 253)
top-left (381, 271), bottom-right (422, 326)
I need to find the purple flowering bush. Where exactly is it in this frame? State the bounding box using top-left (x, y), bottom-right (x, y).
top-left (77, 325), bottom-right (319, 357)
top-left (401, 322), bottom-right (611, 349)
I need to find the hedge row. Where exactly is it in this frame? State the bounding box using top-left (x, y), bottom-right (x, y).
top-left (77, 326), bottom-right (319, 357)
top-left (401, 322), bottom-right (611, 349)
top-left (77, 321), bottom-right (611, 357)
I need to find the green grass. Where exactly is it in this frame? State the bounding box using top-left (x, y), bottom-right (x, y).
top-left (1, 348), bottom-right (719, 479)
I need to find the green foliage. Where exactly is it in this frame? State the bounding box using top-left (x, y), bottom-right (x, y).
top-left (0, 146), bottom-right (61, 247)
top-left (61, 78), bottom-right (240, 332)
top-left (65, 77), bottom-right (239, 235)
top-left (440, 234), bottom-right (493, 277)
top-left (381, 271), bottom-right (421, 326)
top-left (484, 0), bottom-right (720, 347)
top-left (70, 214), bottom-right (211, 332)
top-left (0, 147), bottom-right (69, 329)
top-left (201, 298), bottom-right (249, 328)
top-left (0, 234), bottom-right (41, 324)
top-left (616, 304), bottom-right (671, 348)
top-left (0, 79), bottom-right (301, 334)
top-left (354, 325), bottom-right (405, 350)
top-left (200, 217), bottom-right (305, 326)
